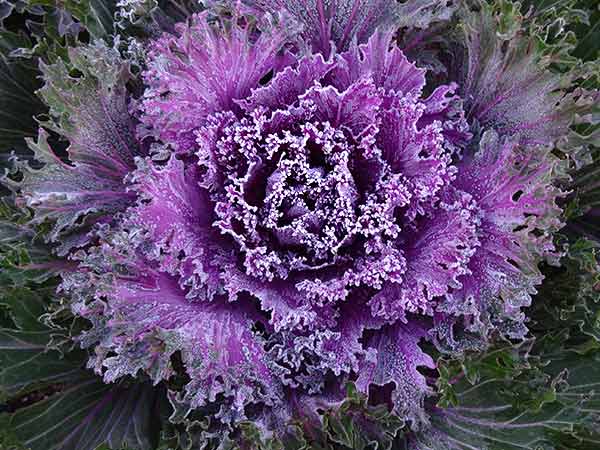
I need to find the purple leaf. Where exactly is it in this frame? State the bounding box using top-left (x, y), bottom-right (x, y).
top-left (15, 43), bottom-right (142, 254)
top-left (357, 321), bottom-right (435, 424)
top-left (139, 9), bottom-right (296, 151)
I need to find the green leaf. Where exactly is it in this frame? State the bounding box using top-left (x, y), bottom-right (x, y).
top-left (323, 384), bottom-right (405, 450)
top-left (114, 0), bottom-right (203, 35)
top-left (76, 0), bottom-right (117, 38)
top-left (0, 287), bottom-right (52, 332)
top-left (0, 196), bottom-right (68, 287)
top-left (417, 345), bottom-right (600, 450)
top-left (531, 238), bottom-right (600, 344)
top-left (1, 378), bottom-right (164, 450)
top-left (0, 288), bottom-right (86, 401)
top-left (0, 326), bottom-right (84, 401)
top-left (424, 384), bottom-right (579, 449)
top-left (26, 0), bottom-right (118, 39)
top-left (0, 272), bottom-right (165, 450)
top-left (0, 260), bottom-right (82, 400)
top-left (0, 29), bottom-right (46, 167)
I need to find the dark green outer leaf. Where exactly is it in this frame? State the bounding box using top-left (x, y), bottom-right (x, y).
top-left (0, 29), bottom-right (45, 167)
top-left (411, 342), bottom-right (600, 450)
top-left (0, 327), bottom-right (84, 401)
top-left (2, 378), bottom-right (163, 450)
top-left (84, 0), bottom-right (117, 38)
top-left (0, 196), bottom-right (69, 287)
top-left (0, 286), bottom-right (47, 331)
top-left (0, 250), bottom-right (164, 450)
top-left (0, 292), bottom-right (164, 450)
top-left (27, 0), bottom-right (118, 39)
top-left (323, 384), bottom-right (405, 450)
top-left (531, 238), bottom-right (600, 344)
top-left (0, 285), bottom-right (85, 402)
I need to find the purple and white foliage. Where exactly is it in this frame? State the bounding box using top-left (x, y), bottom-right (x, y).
top-left (16, 1), bottom-right (576, 439)
top-left (15, 43), bottom-right (144, 255)
top-left (138, 9), bottom-right (297, 152)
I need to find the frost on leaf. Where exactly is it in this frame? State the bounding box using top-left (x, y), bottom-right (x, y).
top-left (15, 43), bottom-right (143, 254)
top-left (127, 155), bottom-right (225, 301)
top-left (247, 0), bottom-right (401, 55)
top-left (447, 131), bottom-right (566, 341)
top-left (356, 321), bottom-right (435, 425)
top-left (139, 9), bottom-right (296, 152)
top-left (48, 1), bottom-right (574, 440)
top-left (63, 229), bottom-right (281, 416)
top-left (458, 2), bottom-right (587, 147)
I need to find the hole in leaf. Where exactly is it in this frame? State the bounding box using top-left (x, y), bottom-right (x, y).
top-left (368, 382), bottom-right (395, 410)
top-left (259, 69), bottom-right (274, 86)
top-left (512, 190), bottom-right (524, 202)
top-left (507, 258), bottom-right (520, 269)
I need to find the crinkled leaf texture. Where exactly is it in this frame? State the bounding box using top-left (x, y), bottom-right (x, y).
top-left (0, 278), bottom-right (164, 450)
top-left (13, 42), bottom-right (144, 255)
top-left (440, 1), bottom-right (597, 151)
top-left (4, 0), bottom-right (595, 448)
top-left (63, 226), bottom-right (281, 419)
top-left (356, 322), bottom-right (435, 424)
top-left (61, 11), bottom-right (570, 441)
top-left (444, 130), bottom-right (566, 342)
top-left (139, 8), bottom-right (296, 152)
top-left (68, 25), bottom-right (476, 433)
top-left (247, 0), bottom-right (401, 55)
top-left (246, 0), bottom-right (457, 55)
top-left (411, 348), bottom-right (600, 450)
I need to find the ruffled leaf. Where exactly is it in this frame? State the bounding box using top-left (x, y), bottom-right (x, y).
top-left (16, 129), bottom-right (136, 255)
top-left (327, 30), bottom-right (426, 97)
top-left (65, 232), bottom-right (281, 416)
top-left (14, 42), bottom-right (142, 254)
top-left (248, 0), bottom-right (401, 56)
top-left (127, 155), bottom-right (224, 301)
top-left (139, 10), bottom-right (296, 151)
top-left (222, 262), bottom-right (334, 332)
top-left (356, 321), bottom-right (435, 425)
top-left (457, 1), bottom-right (594, 147)
top-left (301, 77), bottom-right (382, 136)
top-left (370, 189), bottom-right (480, 321)
top-left (451, 130), bottom-right (566, 341)
top-left (37, 42), bottom-right (140, 176)
top-left (240, 52), bottom-right (333, 112)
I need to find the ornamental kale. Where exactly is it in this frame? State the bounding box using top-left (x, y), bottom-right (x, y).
top-left (0, 1), bottom-right (599, 449)
top-left (37, 0), bottom-right (565, 426)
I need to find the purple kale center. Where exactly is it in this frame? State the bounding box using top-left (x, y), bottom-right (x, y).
top-left (217, 119), bottom-right (364, 276)
top-left (187, 36), bottom-right (470, 316)
top-left (55, 8), bottom-right (565, 430)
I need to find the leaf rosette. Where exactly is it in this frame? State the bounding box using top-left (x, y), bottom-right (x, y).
top-left (2, 0), bottom-right (596, 447)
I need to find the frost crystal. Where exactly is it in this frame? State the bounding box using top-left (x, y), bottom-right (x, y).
top-left (20, 3), bottom-right (567, 440)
